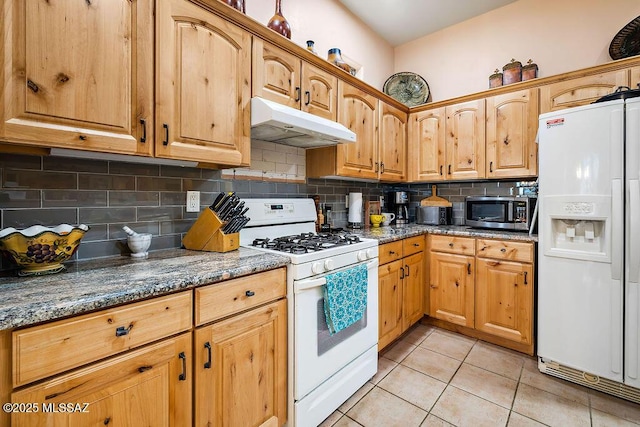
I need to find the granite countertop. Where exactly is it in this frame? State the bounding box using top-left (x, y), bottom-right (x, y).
top-left (352, 224), bottom-right (538, 245)
top-left (0, 248), bottom-right (290, 331)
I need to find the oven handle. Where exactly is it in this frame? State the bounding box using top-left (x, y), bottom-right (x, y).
top-left (294, 259), bottom-right (379, 293)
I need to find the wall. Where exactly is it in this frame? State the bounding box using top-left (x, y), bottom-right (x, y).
top-left (395, 0), bottom-right (640, 101)
top-left (245, 0), bottom-right (394, 90)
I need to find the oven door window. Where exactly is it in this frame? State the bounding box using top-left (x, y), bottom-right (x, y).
top-left (468, 201), bottom-right (508, 223)
top-left (316, 299), bottom-right (366, 356)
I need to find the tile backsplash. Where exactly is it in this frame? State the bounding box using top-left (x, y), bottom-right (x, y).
top-left (0, 153), bottom-right (526, 272)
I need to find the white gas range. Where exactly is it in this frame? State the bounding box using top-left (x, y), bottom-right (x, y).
top-left (240, 199), bottom-right (379, 427)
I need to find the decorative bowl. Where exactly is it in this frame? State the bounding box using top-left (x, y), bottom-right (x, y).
top-left (0, 224), bottom-right (89, 276)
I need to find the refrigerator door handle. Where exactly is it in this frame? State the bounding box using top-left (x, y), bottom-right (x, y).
top-left (612, 179), bottom-right (623, 280)
top-left (630, 180), bottom-right (640, 283)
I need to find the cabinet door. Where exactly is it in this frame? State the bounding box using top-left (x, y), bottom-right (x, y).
top-left (486, 89), bottom-right (538, 178)
top-left (632, 67), bottom-right (640, 88)
top-left (379, 101), bottom-right (408, 182)
top-left (156, 0), bottom-right (251, 166)
top-left (403, 252), bottom-right (425, 332)
top-left (445, 99), bottom-right (485, 180)
top-left (409, 107), bottom-right (446, 182)
top-left (195, 299), bottom-right (287, 427)
top-left (429, 252), bottom-right (475, 327)
top-left (253, 39), bottom-right (301, 110)
top-left (1, 0), bottom-right (153, 155)
top-left (539, 69), bottom-right (629, 113)
top-left (301, 62), bottom-right (338, 121)
top-left (336, 81), bottom-right (379, 179)
top-left (378, 260), bottom-right (404, 350)
top-left (476, 259), bottom-right (533, 345)
top-left (11, 333), bottom-right (192, 427)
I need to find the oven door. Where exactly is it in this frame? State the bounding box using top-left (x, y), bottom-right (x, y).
top-left (293, 258), bottom-right (378, 400)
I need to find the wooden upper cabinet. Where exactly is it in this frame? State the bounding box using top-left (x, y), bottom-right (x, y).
top-left (379, 101), bottom-right (407, 182)
top-left (539, 69), bottom-right (629, 113)
top-left (409, 107), bottom-right (446, 182)
top-left (336, 81), bottom-right (379, 179)
top-left (445, 99), bottom-right (486, 180)
top-left (156, 0), bottom-right (251, 166)
top-left (1, 0), bottom-right (153, 155)
top-left (486, 89), bottom-right (538, 178)
top-left (253, 39), bottom-right (337, 121)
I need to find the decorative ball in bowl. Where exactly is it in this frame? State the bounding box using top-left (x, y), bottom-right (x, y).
top-left (0, 224), bottom-right (89, 276)
top-left (370, 214), bottom-right (384, 227)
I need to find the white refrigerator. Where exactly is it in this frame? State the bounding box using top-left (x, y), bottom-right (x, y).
top-left (538, 96), bottom-right (640, 399)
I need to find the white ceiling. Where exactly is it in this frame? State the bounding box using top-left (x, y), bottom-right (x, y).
top-left (338, 0), bottom-right (518, 46)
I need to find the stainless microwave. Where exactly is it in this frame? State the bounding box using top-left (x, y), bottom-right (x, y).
top-left (465, 196), bottom-right (537, 231)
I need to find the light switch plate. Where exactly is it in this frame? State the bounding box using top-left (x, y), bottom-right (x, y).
top-left (186, 191), bottom-right (200, 212)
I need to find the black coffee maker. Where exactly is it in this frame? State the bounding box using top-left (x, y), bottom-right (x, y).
top-left (387, 191), bottom-right (410, 225)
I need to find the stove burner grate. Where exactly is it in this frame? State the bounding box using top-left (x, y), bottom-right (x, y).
top-left (251, 231), bottom-right (362, 254)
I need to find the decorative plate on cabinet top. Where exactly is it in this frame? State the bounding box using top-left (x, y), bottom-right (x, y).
top-left (383, 72), bottom-right (430, 107)
top-left (609, 15), bottom-right (640, 60)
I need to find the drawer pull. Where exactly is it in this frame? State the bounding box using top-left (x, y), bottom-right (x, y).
top-left (245, 290), bottom-right (255, 297)
top-left (501, 248), bottom-right (507, 253)
top-left (430, 284), bottom-right (437, 289)
top-left (413, 243), bottom-right (420, 247)
top-left (115, 323), bottom-right (134, 337)
top-left (178, 352), bottom-right (187, 381)
top-left (389, 250), bottom-right (396, 255)
top-left (204, 342), bottom-right (212, 369)
top-left (104, 417), bottom-right (111, 425)
top-left (138, 365), bottom-right (153, 373)
top-left (448, 243), bottom-right (454, 247)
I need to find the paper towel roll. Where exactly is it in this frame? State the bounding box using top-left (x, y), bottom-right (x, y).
top-left (348, 192), bottom-right (363, 223)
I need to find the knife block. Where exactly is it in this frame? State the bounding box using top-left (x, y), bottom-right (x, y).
top-left (182, 208), bottom-right (240, 252)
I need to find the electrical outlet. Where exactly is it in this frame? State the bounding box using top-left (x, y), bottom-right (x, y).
top-left (186, 191), bottom-right (200, 212)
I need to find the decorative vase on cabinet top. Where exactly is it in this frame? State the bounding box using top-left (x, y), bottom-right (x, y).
top-left (327, 48), bottom-right (353, 74)
top-left (267, 0), bottom-right (291, 39)
top-left (219, 0), bottom-right (245, 13)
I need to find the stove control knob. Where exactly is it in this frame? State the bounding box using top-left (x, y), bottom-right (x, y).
top-left (324, 259), bottom-right (335, 271)
top-left (366, 248), bottom-right (376, 259)
top-left (312, 262), bottom-right (324, 274)
top-left (357, 251), bottom-right (368, 261)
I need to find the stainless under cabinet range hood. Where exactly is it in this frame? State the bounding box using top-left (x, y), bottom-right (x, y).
top-left (250, 97), bottom-right (356, 148)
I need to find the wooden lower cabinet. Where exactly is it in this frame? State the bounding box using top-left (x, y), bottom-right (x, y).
top-left (11, 332), bottom-right (192, 426)
top-left (378, 236), bottom-right (426, 350)
top-left (475, 259), bottom-right (533, 345)
top-left (429, 251), bottom-right (475, 328)
top-left (427, 235), bottom-right (535, 355)
top-left (194, 299), bottom-right (287, 427)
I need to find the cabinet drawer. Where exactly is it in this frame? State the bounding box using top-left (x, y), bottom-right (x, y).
top-left (13, 291), bottom-right (192, 387)
top-left (476, 239), bottom-right (534, 263)
top-left (195, 267), bottom-right (286, 326)
top-left (403, 235), bottom-right (425, 257)
top-left (429, 235), bottom-right (475, 255)
top-left (379, 241), bottom-right (403, 265)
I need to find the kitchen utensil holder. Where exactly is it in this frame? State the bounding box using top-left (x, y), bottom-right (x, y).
top-left (182, 208), bottom-right (239, 252)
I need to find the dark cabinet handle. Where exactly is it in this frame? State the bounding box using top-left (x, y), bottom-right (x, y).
top-left (467, 263), bottom-right (471, 275)
top-left (204, 342), bottom-right (212, 369)
top-left (448, 243), bottom-right (454, 247)
top-left (27, 79), bottom-right (39, 93)
top-left (490, 161), bottom-right (493, 173)
top-left (162, 123), bottom-right (169, 146)
top-left (305, 91), bottom-right (310, 105)
top-left (501, 248), bottom-right (507, 252)
top-left (380, 162), bottom-right (385, 174)
top-left (115, 323), bottom-right (133, 337)
top-left (375, 162), bottom-right (379, 172)
top-left (448, 165), bottom-right (452, 174)
top-left (389, 250), bottom-right (396, 255)
top-left (138, 365), bottom-right (152, 373)
top-left (245, 290), bottom-right (255, 297)
top-left (178, 352), bottom-right (187, 381)
top-left (140, 119), bottom-right (146, 143)
top-left (295, 87), bottom-right (301, 102)
top-left (440, 165), bottom-right (443, 175)
top-left (400, 268), bottom-right (405, 279)
top-left (404, 264), bottom-right (409, 277)
top-left (524, 271), bottom-right (528, 285)
top-left (413, 243), bottom-right (420, 247)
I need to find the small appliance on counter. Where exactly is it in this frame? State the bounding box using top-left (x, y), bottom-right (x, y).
top-left (465, 195), bottom-right (537, 231)
top-left (387, 191), bottom-right (410, 225)
top-left (416, 185), bottom-right (452, 225)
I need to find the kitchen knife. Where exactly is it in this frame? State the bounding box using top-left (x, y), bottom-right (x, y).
top-left (219, 197), bottom-right (239, 220)
top-left (210, 192), bottom-right (225, 211)
top-left (215, 194), bottom-right (236, 218)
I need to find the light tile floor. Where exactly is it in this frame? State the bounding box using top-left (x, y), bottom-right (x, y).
top-left (319, 324), bottom-right (640, 427)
